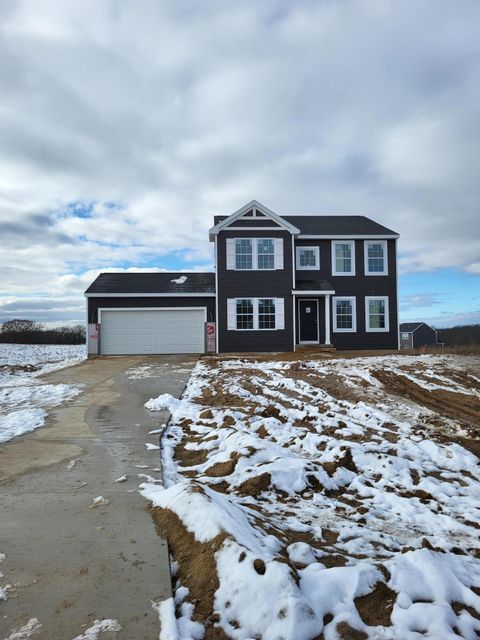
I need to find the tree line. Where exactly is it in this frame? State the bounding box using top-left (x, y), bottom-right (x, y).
top-left (436, 324), bottom-right (480, 346)
top-left (0, 319), bottom-right (85, 344)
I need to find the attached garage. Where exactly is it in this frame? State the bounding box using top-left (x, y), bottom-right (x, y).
top-left (99, 308), bottom-right (207, 355)
top-left (85, 272), bottom-right (216, 356)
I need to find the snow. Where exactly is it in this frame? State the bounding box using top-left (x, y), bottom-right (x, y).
top-left (89, 496), bottom-right (110, 508)
top-left (4, 618), bottom-right (42, 639)
top-left (70, 619), bottom-right (122, 639)
top-left (142, 354), bottom-right (480, 639)
top-left (153, 598), bottom-right (177, 640)
top-left (170, 276), bottom-right (187, 285)
top-left (0, 344), bottom-right (84, 444)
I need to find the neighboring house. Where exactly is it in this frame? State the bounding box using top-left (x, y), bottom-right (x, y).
top-left (85, 200), bottom-right (400, 355)
top-left (399, 322), bottom-right (439, 349)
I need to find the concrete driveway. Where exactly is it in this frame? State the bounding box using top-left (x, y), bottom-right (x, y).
top-left (0, 355), bottom-right (196, 640)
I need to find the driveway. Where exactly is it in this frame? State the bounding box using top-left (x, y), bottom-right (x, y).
top-left (0, 355), bottom-right (196, 640)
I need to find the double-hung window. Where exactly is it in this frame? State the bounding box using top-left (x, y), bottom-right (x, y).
top-left (231, 238), bottom-right (280, 270)
top-left (257, 239), bottom-right (275, 269)
top-left (235, 239), bottom-right (253, 270)
top-left (236, 299), bottom-right (254, 329)
top-left (296, 246), bottom-right (320, 270)
top-left (228, 298), bottom-right (284, 330)
top-left (365, 296), bottom-right (389, 332)
top-left (333, 297), bottom-right (356, 332)
top-left (332, 241), bottom-right (355, 275)
top-left (364, 241), bottom-right (388, 275)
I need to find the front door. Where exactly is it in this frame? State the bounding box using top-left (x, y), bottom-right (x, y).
top-left (299, 300), bottom-right (318, 343)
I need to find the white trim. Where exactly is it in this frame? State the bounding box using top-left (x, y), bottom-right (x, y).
top-left (325, 295), bottom-right (331, 345)
top-left (364, 240), bottom-right (388, 276)
top-left (228, 297), bottom-right (283, 331)
top-left (225, 226), bottom-right (285, 231)
top-left (365, 296), bottom-right (390, 332)
top-left (85, 292), bottom-right (215, 298)
top-left (331, 240), bottom-right (356, 276)
top-left (292, 290), bottom-right (335, 295)
top-left (215, 236), bottom-right (219, 353)
top-left (209, 200), bottom-right (300, 239)
top-left (332, 296), bottom-right (357, 333)
top-left (296, 246), bottom-right (320, 270)
top-left (298, 298), bottom-right (319, 344)
top-left (299, 234), bottom-right (399, 240)
top-left (97, 306), bottom-right (208, 324)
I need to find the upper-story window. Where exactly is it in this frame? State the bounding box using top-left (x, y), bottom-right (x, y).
top-left (332, 241), bottom-right (355, 275)
top-left (257, 239), bottom-right (275, 269)
top-left (296, 246), bottom-right (319, 270)
top-left (227, 238), bottom-right (283, 270)
top-left (364, 241), bottom-right (388, 275)
top-left (235, 239), bottom-right (253, 269)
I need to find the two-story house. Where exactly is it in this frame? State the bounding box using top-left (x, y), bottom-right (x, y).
top-left (85, 200), bottom-right (399, 355)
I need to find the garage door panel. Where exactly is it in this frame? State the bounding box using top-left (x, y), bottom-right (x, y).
top-left (100, 309), bottom-right (206, 355)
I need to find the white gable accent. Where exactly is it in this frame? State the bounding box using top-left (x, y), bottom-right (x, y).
top-left (208, 200), bottom-right (300, 240)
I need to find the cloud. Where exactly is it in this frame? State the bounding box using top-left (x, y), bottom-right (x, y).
top-left (400, 293), bottom-right (443, 310)
top-left (0, 0), bottom-right (479, 324)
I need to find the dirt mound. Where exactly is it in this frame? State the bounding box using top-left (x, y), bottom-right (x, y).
top-left (236, 472), bottom-right (272, 496)
top-left (205, 452), bottom-right (240, 477)
top-left (150, 506), bottom-right (229, 639)
top-left (373, 369), bottom-right (480, 429)
top-left (354, 581), bottom-right (395, 626)
top-left (322, 447), bottom-right (358, 477)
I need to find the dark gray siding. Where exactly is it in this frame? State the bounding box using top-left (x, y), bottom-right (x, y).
top-left (412, 324), bottom-right (437, 348)
top-left (294, 239), bottom-right (398, 350)
top-left (88, 297), bottom-right (215, 324)
top-left (217, 230), bottom-right (294, 352)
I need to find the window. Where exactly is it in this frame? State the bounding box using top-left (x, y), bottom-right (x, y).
top-left (257, 239), bottom-right (275, 270)
top-left (235, 239), bottom-right (253, 270)
top-left (401, 332), bottom-right (409, 340)
top-left (296, 246), bottom-right (320, 270)
top-left (258, 298), bottom-right (276, 329)
top-left (364, 241), bottom-right (387, 275)
top-left (333, 297), bottom-right (356, 332)
top-left (236, 299), bottom-right (254, 329)
top-left (365, 296), bottom-right (389, 332)
top-left (228, 298), bottom-right (284, 330)
top-left (332, 241), bottom-right (355, 275)
top-left (229, 238), bottom-right (280, 270)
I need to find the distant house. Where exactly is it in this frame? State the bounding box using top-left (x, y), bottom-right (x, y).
top-left (399, 322), bottom-right (439, 349)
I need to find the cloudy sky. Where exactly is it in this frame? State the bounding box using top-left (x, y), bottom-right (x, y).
top-left (1, 0), bottom-right (479, 328)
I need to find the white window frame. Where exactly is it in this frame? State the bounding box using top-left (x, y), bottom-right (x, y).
top-left (401, 332), bottom-right (410, 340)
top-left (332, 296), bottom-right (357, 333)
top-left (229, 297), bottom-right (284, 331)
top-left (232, 238), bottom-right (279, 271)
top-left (296, 246), bottom-right (320, 270)
top-left (331, 241), bottom-right (355, 276)
top-left (365, 296), bottom-right (389, 332)
top-left (364, 240), bottom-right (388, 276)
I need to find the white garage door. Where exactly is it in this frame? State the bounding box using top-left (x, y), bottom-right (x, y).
top-left (100, 308), bottom-right (206, 355)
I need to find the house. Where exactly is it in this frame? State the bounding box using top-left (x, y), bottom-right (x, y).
top-left (85, 200), bottom-right (399, 355)
top-left (399, 322), bottom-right (439, 349)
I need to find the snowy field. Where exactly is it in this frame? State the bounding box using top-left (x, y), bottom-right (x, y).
top-left (142, 353), bottom-right (480, 640)
top-left (0, 344), bottom-right (86, 443)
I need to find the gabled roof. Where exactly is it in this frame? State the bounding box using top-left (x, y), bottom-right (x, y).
top-left (400, 322), bottom-right (426, 333)
top-left (210, 201), bottom-right (399, 239)
top-left (209, 200), bottom-right (300, 240)
top-left (85, 272), bottom-right (215, 296)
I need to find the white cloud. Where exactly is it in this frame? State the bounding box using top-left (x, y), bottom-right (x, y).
top-left (0, 0), bottom-right (479, 324)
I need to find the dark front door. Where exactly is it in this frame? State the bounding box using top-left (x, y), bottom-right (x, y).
top-left (299, 300), bottom-right (318, 342)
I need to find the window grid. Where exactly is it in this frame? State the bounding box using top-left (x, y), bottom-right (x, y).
top-left (300, 249), bottom-right (316, 267)
top-left (336, 300), bottom-right (353, 329)
top-left (235, 239), bottom-right (253, 270)
top-left (368, 299), bottom-right (386, 329)
top-left (257, 239), bottom-right (275, 270)
top-left (335, 243), bottom-right (352, 273)
top-left (258, 299), bottom-right (276, 329)
top-left (236, 299), bottom-right (254, 329)
top-left (367, 243), bottom-right (385, 273)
